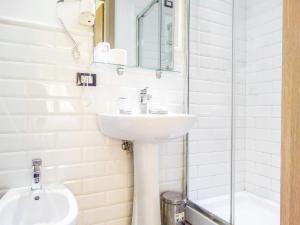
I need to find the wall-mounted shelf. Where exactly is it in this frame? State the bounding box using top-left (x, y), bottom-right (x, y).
top-left (93, 61), bottom-right (181, 77)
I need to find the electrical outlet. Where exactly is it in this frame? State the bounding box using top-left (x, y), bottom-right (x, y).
top-left (76, 73), bottom-right (97, 86)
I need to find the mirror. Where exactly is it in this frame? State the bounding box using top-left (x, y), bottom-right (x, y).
top-left (93, 0), bottom-right (180, 71)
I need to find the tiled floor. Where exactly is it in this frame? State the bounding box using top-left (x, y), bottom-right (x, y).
top-left (196, 191), bottom-right (280, 225)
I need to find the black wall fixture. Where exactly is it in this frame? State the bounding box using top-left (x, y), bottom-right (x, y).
top-left (164, 0), bottom-right (173, 8)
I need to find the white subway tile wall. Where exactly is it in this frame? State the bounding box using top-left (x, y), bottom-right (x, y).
top-left (188, 0), bottom-right (282, 204)
top-left (188, 0), bottom-right (235, 204)
top-left (0, 2), bottom-right (186, 225)
top-left (245, 0), bottom-right (282, 202)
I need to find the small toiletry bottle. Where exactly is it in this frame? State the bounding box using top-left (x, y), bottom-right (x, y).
top-left (118, 97), bottom-right (132, 114)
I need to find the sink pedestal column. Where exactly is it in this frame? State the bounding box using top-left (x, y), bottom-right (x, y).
top-left (131, 143), bottom-right (161, 225)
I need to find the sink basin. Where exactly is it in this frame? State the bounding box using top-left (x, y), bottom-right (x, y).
top-left (97, 113), bottom-right (196, 225)
top-left (0, 184), bottom-right (78, 225)
top-left (97, 113), bottom-right (196, 142)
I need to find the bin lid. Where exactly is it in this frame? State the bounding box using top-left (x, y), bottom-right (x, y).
top-left (161, 191), bottom-right (187, 205)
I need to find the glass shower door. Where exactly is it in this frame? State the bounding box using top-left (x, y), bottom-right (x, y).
top-left (187, 0), bottom-right (282, 225)
top-left (233, 0), bottom-right (282, 225)
top-left (187, 0), bottom-right (234, 223)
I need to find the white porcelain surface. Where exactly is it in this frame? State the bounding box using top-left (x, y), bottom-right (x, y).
top-left (97, 113), bottom-right (196, 225)
top-left (196, 191), bottom-right (280, 225)
top-left (97, 113), bottom-right (196, 142)
top-left (132, 143), bottom-right (160, 225)
top-left (0, 184), bottom-right (78, 225)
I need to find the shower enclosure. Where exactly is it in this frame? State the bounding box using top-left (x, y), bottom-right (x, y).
top-left (187, 0), bottom-right (282, 225)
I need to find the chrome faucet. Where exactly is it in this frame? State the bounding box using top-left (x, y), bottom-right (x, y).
top-left (139, 87), bottom-right (152, 114)
top-left (31, 159), bottom-right (42, 191)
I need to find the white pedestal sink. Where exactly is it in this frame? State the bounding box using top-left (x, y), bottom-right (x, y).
top-left (97, 113), bottom-right (196, 225)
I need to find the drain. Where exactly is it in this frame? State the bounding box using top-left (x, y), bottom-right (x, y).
top-left (34, 196), bottom-right (40, 201)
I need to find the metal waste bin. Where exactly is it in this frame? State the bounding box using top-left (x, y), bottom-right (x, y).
top-left (161, 191), bottom-right (187, 225)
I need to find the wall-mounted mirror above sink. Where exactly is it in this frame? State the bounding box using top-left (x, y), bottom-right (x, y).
top-left (93, 0), bottom-right (185, 72)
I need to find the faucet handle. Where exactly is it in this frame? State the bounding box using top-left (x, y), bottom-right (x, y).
top-left (140, 87), bottom-right (149, 95)
top-left (32, 158), bottom-right (42, 166)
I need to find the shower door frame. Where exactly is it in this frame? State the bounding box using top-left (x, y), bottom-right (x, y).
top-left (185, 0), bottom-right (237, 224)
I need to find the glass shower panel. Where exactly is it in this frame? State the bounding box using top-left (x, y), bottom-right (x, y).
top-left (188, 0), bottom-right (234, 223)
top-left (187, 0), bottom-right (282, 225)
top-left (233, 0), bottom-right (282, 225)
